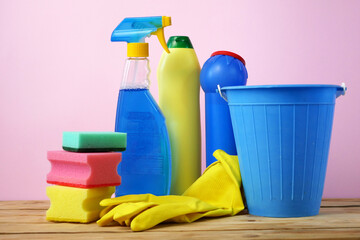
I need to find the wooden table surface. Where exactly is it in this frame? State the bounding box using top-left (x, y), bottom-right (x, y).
top-left (0, 199), bottom-right (359, 239)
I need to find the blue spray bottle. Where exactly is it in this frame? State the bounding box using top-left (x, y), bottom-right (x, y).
top-left (111, 16), bottom-right (172, 196)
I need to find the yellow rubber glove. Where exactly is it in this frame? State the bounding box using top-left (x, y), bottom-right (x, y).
top-left (97, 150), bottom-right (244, 231)
top-left (97, 195), bottom-right (217, 227)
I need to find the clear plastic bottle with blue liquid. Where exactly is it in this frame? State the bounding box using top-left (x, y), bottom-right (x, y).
top-left (111, 16), bottom-right (172, 196)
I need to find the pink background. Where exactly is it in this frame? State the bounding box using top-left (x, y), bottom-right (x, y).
top-left (0, 0), bottom-right (359, 200)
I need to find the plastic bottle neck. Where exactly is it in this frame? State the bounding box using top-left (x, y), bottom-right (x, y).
top-left (121, 57), bottom-right (150, 90)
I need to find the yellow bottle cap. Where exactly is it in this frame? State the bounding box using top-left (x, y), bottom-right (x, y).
top-left (127, 43), bottom-right (149, 57)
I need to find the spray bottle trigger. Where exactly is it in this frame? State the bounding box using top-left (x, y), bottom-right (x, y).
top-left (151, 28), bottom-right (170, 54)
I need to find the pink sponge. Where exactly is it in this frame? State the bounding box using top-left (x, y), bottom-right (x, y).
top-left (47, 151), bottom-right (121, 188)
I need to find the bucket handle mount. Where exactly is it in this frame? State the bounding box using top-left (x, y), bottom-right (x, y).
top-left (217, 84), bottom-right (228, 102)
top-left (339, 82), bottom-right (347, 97)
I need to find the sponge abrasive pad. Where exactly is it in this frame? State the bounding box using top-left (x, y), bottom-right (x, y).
top-left (47, 151), bottom-right (121, 188)
top-left (46, 185), bottom-right (114, 223)
top-left (62, 132), bottom-right (126, 152)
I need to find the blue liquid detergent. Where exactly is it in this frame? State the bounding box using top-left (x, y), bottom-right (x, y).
top-left (115, 89), bottom-right (171, 196)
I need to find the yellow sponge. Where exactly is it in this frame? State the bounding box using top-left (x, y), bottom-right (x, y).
top-left (46, 185), bottom-right (114, 223)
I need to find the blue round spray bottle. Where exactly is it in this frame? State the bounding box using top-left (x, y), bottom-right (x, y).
top-left (200, 51), bottom-right (248, 167)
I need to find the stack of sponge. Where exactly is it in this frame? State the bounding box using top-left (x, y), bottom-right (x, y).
top-left (46, 132), bottom-right (126, 223)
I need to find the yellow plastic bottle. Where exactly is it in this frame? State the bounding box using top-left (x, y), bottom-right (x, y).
top-left (157, 36), bottom-right (201, 195)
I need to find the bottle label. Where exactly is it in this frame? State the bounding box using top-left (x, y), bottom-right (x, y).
top-left (121, 111), bottom-right (164, 175)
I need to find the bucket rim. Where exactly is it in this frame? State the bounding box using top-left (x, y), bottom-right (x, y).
top-left (218, 84), bottom-right (346, 102)
top-left (221, 84), bottom-right (343, 91)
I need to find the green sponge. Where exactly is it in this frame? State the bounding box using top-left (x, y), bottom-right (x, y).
top-left (62, 132), bottom-right (126, 152)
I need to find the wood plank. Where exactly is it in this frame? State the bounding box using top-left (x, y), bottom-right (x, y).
top-left (321, 199), bottom-right (360, 207)
top-left (0, 199), bottom-right (359, 210)
top-left (1, 207), bottom-right (358, 224)
top-left (0, 200), bottom-right (359, 240)
top-left (0, 198), bottom-right (360, 210)
top-left (0, 228), bottom-right (360, 240)
top-left (0, 201), bottom-right (48, 210)
top-left (0, 207), bottom-right (359, 233)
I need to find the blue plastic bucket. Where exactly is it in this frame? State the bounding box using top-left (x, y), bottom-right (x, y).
top-left (220, 84), bottom-right (346, 217)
